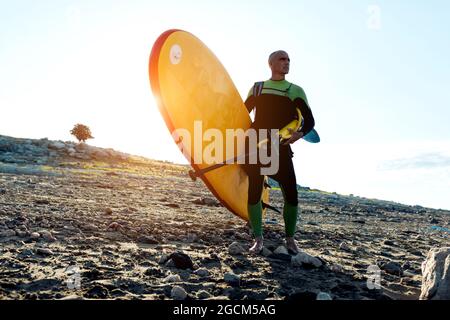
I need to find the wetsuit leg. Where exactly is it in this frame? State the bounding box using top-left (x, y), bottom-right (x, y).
top-left (272, 147), bottom-right (299, 237)
top-left (244, 163), bottom-right (265, 237)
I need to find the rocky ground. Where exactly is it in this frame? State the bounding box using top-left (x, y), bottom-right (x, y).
top-left (0, 134), bottom-right (449, 300)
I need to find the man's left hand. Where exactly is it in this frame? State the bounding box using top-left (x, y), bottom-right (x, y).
top-left (282, 128), bottom-right (303, 145)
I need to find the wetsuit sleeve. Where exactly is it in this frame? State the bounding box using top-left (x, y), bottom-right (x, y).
top-left (244, 86), bottom-right (256, 113)
top-left (291, 85), bottom-right (314, 135)
top-left (294, 97), bottom-right (315, 136)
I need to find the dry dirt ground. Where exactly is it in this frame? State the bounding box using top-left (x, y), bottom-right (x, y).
top-left (1, 157), bottom-right (449, 300)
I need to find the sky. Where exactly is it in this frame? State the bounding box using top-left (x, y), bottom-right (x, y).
top-left (1, 0), bottom-right (449, 210)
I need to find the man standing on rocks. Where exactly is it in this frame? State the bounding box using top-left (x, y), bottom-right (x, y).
top-left (243, 50), bottom-right (315, 254)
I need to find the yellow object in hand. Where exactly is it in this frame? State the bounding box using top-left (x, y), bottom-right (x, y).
top-left (278, 108), bottom-right (303, 140)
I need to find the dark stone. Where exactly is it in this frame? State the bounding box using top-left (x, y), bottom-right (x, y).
top-left (85, 285), bottom-right (109, 299)
top-left (24, 293), bottom-right (39, 300)
top-left (20, 279), bottom-right (61, 292)
top-left (381, 261), bottom-right (403, 276)
top-left (144, 267), bottom-right (165, 277)
top-left (428, 217), bottom-right (439, 224)
top-left (244, 291), bottom-right (269, 300)
top-left (268, 253), bottom-right (292, 262)
top-left (169, 251), bottom-right (194, 270)
top-left (224, 288), bottom-right (244, 300)
top-left (34, 199), bottom-right (50, 205)
top-left (409, 250), bottom-right (423, 257)
top-left (401, 262), bottom-right (411, 270)
top-left (137, 236), bottom-right (159, 244)
top-left (82, 268), bottom-right (102, 280)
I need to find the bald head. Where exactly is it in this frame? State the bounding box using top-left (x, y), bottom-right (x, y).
top-left (268, 50), bottom-right (288, 64)
top-left (268, 50), bottom-right (290, 80)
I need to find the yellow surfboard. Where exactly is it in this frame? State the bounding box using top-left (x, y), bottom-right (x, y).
top-left (149, 29), bottom-right (269, 221)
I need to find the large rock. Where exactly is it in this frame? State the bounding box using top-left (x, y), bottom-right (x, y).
top-left (224, 272), bottom-right (240, 287)
top-left (274, 246), bottom-right (289, 255)
top-left (228, 242), bottom-right (246, 255)
top-left (380, 261), bottom-right (403, 276)
top-left (169, 251), bottom-right (194, 270)
top-left (194, 268), bottom-right (210, 278)
top-left (164, 274), bottom-right (181, 283)
top-left (292, 251), bottom-right (323, 268)
top-left (420, 247), bottom-right (450, 300)
top-left (171, 286), bottom-right (187, 300)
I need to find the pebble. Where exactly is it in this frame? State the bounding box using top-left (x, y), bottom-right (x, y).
top-left (185, 233), bottom-right (197, 243)
top-left (401, 262), bottom-right (411, 270)
top-left (235, 233), bottom-right (251, 241)
top-left (193, 198), bottom-right (217, 206)
top-left (164, 274), bottom-right (181, 283)
top-left (41, 230), bottom-right (56, 242)
top-left (138, 236), bottom-right (159, 244)
top-left (274, 246), bottom-right (289, 255)
top-left (30, 232), bottom-right (41, 240)
top-left (197, 290), bottom-right (212, 299)
top-left (18, 249), bottom-right (34, 258)
top-left (144, 267), bottom-right (165, 277)
top-left (228, 242), bottom-right (246, 255)
top-left (36, 248), bottom-right (54, 256)
top-left (224, 272), bottom-right (240, 287)
top-left (409, 250), bottom-right (423, 257)
top-left (381, 261), bottom-right (403, 276)
top-left (292, 252), bottom-right (323, 268)
top-left (339, 242), bottom-right (350, 251)
top-left (85, 285), bottom-right (109, 299)
top-left (261, 247), bottom-right (272, 257)
top-left (203, 198), bottom-right (217, 206)
top-left (107, 222), bottom-right (122, 231)
top-left (316, 292), bottom-right (332, 300)
top-left (35, 199), bottom-right (50, 205)
top-left (428, 217), bottom-right (439, 224)
top-left (194, 268), bottom-right (210, 278)
top-left (330, 264), bottom-right (344, 273)
top-left (15, 230), bottom-right (28, 238)
top-left (171, 285), bottom-right (188, 300)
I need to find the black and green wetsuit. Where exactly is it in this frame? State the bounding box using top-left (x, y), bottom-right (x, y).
top-left (243, 79), bottom-right (315, 237)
